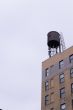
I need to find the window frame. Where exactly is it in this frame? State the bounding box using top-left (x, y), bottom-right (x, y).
top-left (45, 68), bottom-right (49, 77)
top-left (71, 83), bottom-right (73, 93)
top-left (60, 87), bottom-right (65, 98)
top-left (45, 81), bottom-right (49, 91)
top-left (45, 95), bottom-right (49, 105)
top-left (69, 54), bottom-right (73, 63)
top-left (60, 103), bottom-right (66, 110)
top-left (59, 60), bottom-right (64, 69)
top-left (59, 73), bottom-right (64, 83)
top-left (70, 68), bottom-right (73, 78)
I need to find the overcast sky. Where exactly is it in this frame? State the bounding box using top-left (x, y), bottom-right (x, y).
top-left (0, 0), bottom-right (73, 110)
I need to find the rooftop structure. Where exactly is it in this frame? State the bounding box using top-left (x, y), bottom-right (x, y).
top-left (41, 32), bottom-right (73, 110)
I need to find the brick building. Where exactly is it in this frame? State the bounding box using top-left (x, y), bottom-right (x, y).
top-left (41, 46), bottom-right (73, 110)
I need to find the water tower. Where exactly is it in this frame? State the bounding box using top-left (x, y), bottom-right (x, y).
top-left (47, 31), bottom-right (66, 57)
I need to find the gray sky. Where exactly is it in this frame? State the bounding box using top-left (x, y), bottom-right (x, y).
top-left (0, 0), bottom-right (73, 110)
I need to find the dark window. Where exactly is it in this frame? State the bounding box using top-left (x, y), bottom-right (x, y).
top-left (45, 68), bottom-right (49, 77)
top-left (70, 54), bottom-right (73, 63)
top-left (45, 95), bottom-right (49, 105)
top-left (70, 68), bottom-right (73, 78)
top-left (60, 103), bottom-right (66, 110)
top-left (60, 88), bottom-right (65, 98)
top-left (59, 60), bottom-right (64, 69)
top-left (60, 73), bottom-right (64, 83)
top-left (45, 81), bottom-right (49, 91)
top-left (71, 83), bottom-right (73, 93)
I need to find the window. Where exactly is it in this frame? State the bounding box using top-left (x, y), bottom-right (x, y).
top-left (70, 54), bottom-right (73, 63)
top-left (51, 93), bottom-right (54, 102)
top-left (70, 68), bottom-right (73, 78)
top-left (59, 73), bottom-right (64, 83)
top-left (60, 103), bottom-right (66, 110)
top-left (60, 88), bottom-right (65, 98)
top-left (59, 60), bottom-right (64, 69)
top-left (45, 95), bottom-right (49, 105)
top-left (50, 78), bottom-right (54, 88)
top-left (71, 83), bottom-right (73, 93)
top-left (45, 81), bottom-right (49, 91)
top-left (45, 68), bottom-right (49, 77)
